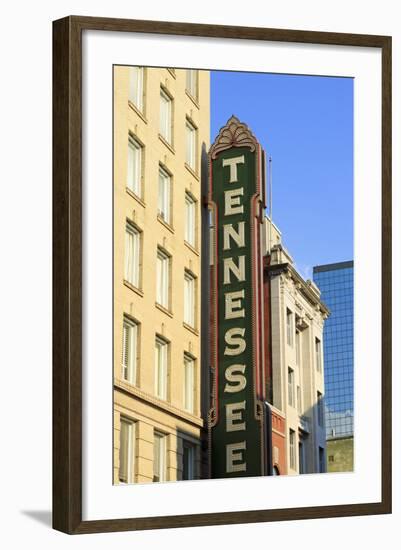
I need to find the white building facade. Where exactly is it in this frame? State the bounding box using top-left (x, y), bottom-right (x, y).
top-left (265, 220), bottom-right (329, 475)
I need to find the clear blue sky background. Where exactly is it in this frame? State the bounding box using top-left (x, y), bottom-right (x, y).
top-left (210, 71), bottom-right (354, 280)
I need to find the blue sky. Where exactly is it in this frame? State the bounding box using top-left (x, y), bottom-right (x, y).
top-left (210, 71), bottom-right (354, 280)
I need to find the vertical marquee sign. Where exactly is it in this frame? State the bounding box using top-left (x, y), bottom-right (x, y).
top-left (208, 116), bottom-right (268, 478)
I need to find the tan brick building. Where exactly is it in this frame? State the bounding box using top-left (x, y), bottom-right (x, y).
top-left (113, 66), bottom-right (210, 484)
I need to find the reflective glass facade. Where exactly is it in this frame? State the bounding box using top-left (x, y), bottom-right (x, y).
top-left (313, 261), bottom-right (353, 439)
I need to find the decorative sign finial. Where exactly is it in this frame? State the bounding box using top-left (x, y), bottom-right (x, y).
top-left (209, 115), bottom-right (259, 159)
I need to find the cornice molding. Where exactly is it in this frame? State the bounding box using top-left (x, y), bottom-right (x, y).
top-left (265, 261), bottom-right (329, 316)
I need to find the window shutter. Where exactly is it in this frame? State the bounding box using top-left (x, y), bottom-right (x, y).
top-left (186, 124), bottom-right (190, 165)
top-left (132, 230), bottom-right (139, 287)
top-left (186, 122), bottom-right (196, 169)
top-left (122, 323), bottom-right (129, 380)
top-left (153, 434), bottom-right (160, 482)
top-left (160, 342), bottom-right (166, 399)
top-left (156, 253), bottom-right (162, 305)
top-left (127, 137), bottom-right (142, 196)
top-left (153, 432), bottom-right (166, 482)
top-left (119, 420), bottom-right (129, 482)
top-left (129, 67), bottom-right (143, 111)
top-left (184, 273), bottom-right (195, 327)
top-left (158, 168), bottom-right (170, 224)
top-left (185, 194), bottom-right (195, 246)
top-left (184, 356), bottom-right (194, 413)
top-left (124, 228), bottom-right (132, 282)
top-left (162, 255), bottom-right (168, 307)
top-left (158, 172), bottom-right (163, 217)
top-left (127, 140), bottom-right (134, 190)
top-left (160, 91), bottom-right (171, 143)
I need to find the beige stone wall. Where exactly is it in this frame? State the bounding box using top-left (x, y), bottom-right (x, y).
top-left (113, 66), bottom-right (210, 484)
top-left (327, 437), bottom-right (354, 472)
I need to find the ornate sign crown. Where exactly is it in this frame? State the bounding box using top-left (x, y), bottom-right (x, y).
top-left (209, 115), bottom-right (259, 159)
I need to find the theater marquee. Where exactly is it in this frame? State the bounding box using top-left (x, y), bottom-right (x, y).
top-left (208, 116), bottom-right (269, 478)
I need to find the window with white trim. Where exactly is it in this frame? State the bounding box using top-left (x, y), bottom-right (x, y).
top-left (129, 67), bottom-right (144, 112)
top-left (155, 337), bottom-right (168, 400)
top-left (124, 222), bottom-right (141, 288)
top-left (289, 429), bottom-right (296, 470)
top-left (184, 271), bottom-right (195, 327)
top-left (185, 192), bottom-right (196, 247)
top-left (158, 167), bottom-right (171, 224)
top-left (184, 354), bottom-right (195, 413)
top-left (160, 88), bottom-right (172, 144)
top-left (185, 120), bottom-right (197, 171)
top-left (297, 385), bottom-right (302, 415)
top-left (315, 337), bottom-right (322, 372)
top-left (156, 248), bottom-right (170, 309)
top-left (185, 69), bottom-right (198, 100)
top-left (153, 432), bottom-right (166, 482)
top-left (122, 317), bottom-right (138, 384)
top-left (288, 367), bottom-right (295, 407)
top-left (317, 391), bottom-right (324, 426)
top-left (119, 418), bottom-right (135, 483)
top-left (183, 441), bottom-right (195, 480)
top-left (127, 135), bottom-right (142, 197)
top-left (295, 329), bottom-right (301, 365)
top-left (286, 308), bottom-right (294, 347)
top-left (299, 438), bottom-right (305, 474)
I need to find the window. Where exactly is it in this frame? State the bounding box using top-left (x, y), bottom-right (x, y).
top-left (288, 367), bottom-right (295, 407)
top-left (295, 329), bottom-right (301, 365)
top-left (184, 271), bottom-right (195, 327)
top-left (286, 308), bottom-right (294, 347)
top-left (184, 354), bottom-right (195, 413)
top-left (153, 432), bottom-right (166, 482)
top-left (299, 439), bottom-right (305, 474)
top-left (129, 66), bottom-right (144, 112)
top-left (315, 337), bottom-right (322, 371)
top-left (297, 385), bottom-right (302, 414)
top-left (158, 167), bottom-right (171, 224)
top-left (317, 391), bottom-right (324, 426)
top-left (185, 69), bottom-right (198, 100)
top-left (119, 418), bottom-right (135, 483)
top-left (156, 248), bottom-right (170, 309)
top-left (155, 337), bottom-right (168, 399)
top-left (183, 441), bottom-right (195, 480)
top-left (319, 446), bottom-right (325, 473)
top-left (122, 317), bottom-right (138, 384)
top-left (185, 120), bottom-right (197, 171)
top-left (127, 136), bottom-right (142, 197)
top-left (289, 429), bottom-right (296, 469)
top-left (185, 193), bottom-right (196, 247)
top-left (124, 223), bottom-right (141, 287)
top-left (160, 88), bottom-right (172, 143)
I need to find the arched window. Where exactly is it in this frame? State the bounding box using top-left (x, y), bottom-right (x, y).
top-left (273, 466), bottom-right (280, 476)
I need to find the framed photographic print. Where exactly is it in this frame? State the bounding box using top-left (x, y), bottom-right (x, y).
top-left (53, 16), bottom-right (392, 534)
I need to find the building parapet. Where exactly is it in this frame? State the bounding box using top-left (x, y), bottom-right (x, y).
top-left (264, 260), bottom-right (330, 318)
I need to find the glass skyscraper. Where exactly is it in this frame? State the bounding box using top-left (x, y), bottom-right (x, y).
top-left (313, 261), bottom-right (354, 440)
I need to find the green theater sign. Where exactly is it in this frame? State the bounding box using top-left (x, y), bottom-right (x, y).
top-left (208, 116), bottom-right (269, 478)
